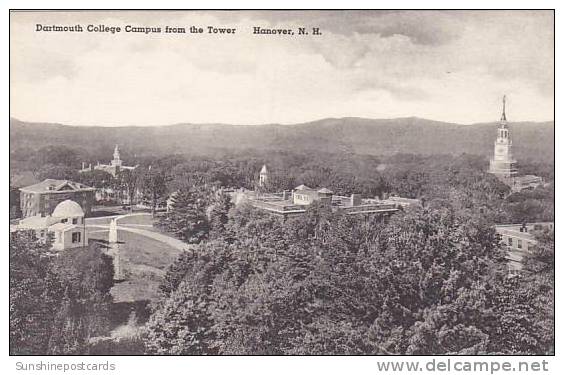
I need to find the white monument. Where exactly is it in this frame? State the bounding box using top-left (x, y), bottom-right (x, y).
top-left (108, 218), bottom-right (123, 280)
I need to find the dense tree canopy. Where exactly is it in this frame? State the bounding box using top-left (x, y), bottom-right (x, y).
top-left (10, 232), bottom-right (114, 355)
top-left (145, 197), bottom-right (553, 354)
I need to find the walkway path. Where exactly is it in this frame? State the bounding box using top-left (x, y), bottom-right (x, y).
top-left (87, 213), bottom-right (192, 252)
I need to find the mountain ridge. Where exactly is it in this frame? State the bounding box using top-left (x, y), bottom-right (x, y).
top-left (9, 116), bottom-right (555, 129)
top-left (10, 117), bottom-right (554, 162)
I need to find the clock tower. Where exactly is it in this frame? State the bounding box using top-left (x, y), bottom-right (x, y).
top-left (489, 95), bottom-right (518, 180)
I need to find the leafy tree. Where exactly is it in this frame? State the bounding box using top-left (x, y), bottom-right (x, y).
top-left (47, 288), bottom-right (88, 355)
top-left (35, 164), bottom-right (80, 181)
top-left (519, 229), bottom-right (555, 354)
top-left (10, 231), bottom-right (115, 355)
top-left (10, 231), bottom-right (63, 354)
top-left (140, 167), bottom-right (168, 216)
top-left (114, 168), bottom-right (140, 207)
top-left (145, 242), bottom-right (236, 354)
top-left (157, 187), bottom-right (210, 244)
top-left (208, 189), bottom-right (233, 239)
top-left (78, 169), bottom-right (115, 189)
top-left (225, 202), bottom-right (288, 250)
top-left (49, 245), bottom-right (115, 352)
top-left (53, 245), bottom-right (115, 298)
top-left (158, 251), bottom-right (197, 300)
top-left (31, 145), bottom-right (82, 169)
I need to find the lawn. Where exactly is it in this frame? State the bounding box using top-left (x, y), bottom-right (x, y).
top-left (88, 229), bottom-right (182, 303)
top-left (117, 213), bottom-right (154, 226)
top-left (115, 213), bottom-right (169, 234)
top-left (117, 229), bottom-right (181, 270)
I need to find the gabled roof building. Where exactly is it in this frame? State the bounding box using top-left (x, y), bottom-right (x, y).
top-left (19, 179), bottom-right (95, 218)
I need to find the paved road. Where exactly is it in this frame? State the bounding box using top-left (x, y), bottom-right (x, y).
top-left (86, 212), bottom-right (152, 225)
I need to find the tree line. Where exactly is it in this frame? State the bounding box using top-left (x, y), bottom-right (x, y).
top-left (10, 145), bottom-right (555, 224)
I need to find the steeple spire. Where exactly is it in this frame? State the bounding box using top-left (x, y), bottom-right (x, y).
top-left (489, 94), bottom-right (517, 180)
top-left (111, 144), bottom-right (123, 168)
top-left (501, 95), bottom-right (507, 122)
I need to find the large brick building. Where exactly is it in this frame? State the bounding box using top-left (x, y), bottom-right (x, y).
top-left (19, 179), bottom-right (96, 218)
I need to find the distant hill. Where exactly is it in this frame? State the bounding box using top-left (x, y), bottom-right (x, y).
top-left (9, 117), bottom-right (554, 162)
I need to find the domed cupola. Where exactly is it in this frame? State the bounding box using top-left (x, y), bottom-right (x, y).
top-left (52, 199), bottom-right (84, 219)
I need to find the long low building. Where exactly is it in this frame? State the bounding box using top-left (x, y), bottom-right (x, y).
top-left (237, 185), bottom-right (419, 218)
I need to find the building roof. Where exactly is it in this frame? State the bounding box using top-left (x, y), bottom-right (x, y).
top-left (260, 165), bottom-right (268, 174)
top-left (18, 215), bottom-right (59, 230)
top-left (49, 222), bottom-right (77, 232)
top-left (387, 196), bottom-right (421, 203)
top-left (19, 179), bottom-right (95, 194)
top-left (52, 200), bottom-right (85, 218)
top-left (294, 184), bottom-right (312, 191)
top-left (495, 222), bottom-right (554, 230)
top-left (317, 188), bottom-right (334, 194)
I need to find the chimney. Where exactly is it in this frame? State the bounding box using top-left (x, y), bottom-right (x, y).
top-left (82, 162), bottom-right (85, 170)
top-left (282, 190), bottom-right (287, 200)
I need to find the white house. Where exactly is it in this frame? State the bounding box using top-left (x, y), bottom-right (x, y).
top-left (495, 222), bottom-right (554, 271)
top-left (11, 199), bottom-right (88, 251)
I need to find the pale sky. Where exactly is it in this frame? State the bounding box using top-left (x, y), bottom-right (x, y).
top-left (10, 10), bottom-right (554, 126)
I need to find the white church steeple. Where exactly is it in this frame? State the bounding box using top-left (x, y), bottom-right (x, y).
top-left (489, 95), bottom-right (518, 180)
top-left (500, 94), bottom-right (507, 123)
top-left (111, 144), bottom-right (123, 167)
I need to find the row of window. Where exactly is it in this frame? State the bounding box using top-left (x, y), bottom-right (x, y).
top-left (295, 194), bottom-right (312, 202)
top-left (533, 223), bottom-right (554, 231)
top-left (506, 236), bottom-right (533, 250)
top-left (61, 217), bottom-right (83, 225)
